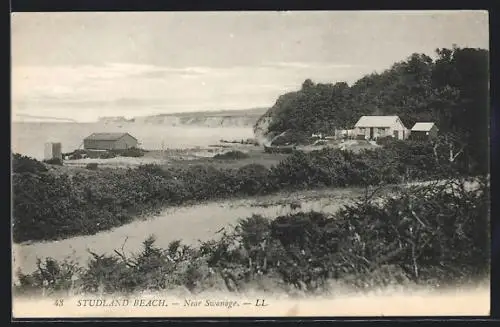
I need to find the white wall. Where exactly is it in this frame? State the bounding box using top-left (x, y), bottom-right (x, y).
top-left (355, 119), bottom-right (408, 140)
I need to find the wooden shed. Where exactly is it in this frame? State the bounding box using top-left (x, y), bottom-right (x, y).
top-left (410, 122), bottom-right (439, 140)
top-left (83, 133), bottom-right (139, 150)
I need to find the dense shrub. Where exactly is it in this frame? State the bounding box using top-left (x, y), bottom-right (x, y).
top-left (12, 154), bottom-right (48, 174)
top-left (235, 164), bottom-right (271, 195)
top-left (213, 150), bottom-right (249, 160)
top-left (86, 163), bottom-right (99, 170)
top-left (65, 148), bottom-right (145, 160)
top-left (176, 165), bottom-right (240, 200)
top-left (43, 158), bottom-right (63, 166)
top-left (269, 146), bottom-right (420, 188)
top-left (137, 164), bottom-right (176, 178)
top-left (16, 257), bottom-right (82, 296)
top-left (376, 136), bottom-right (395, 146)
top-left (14, 178), bottom-right (489, 295)
top-left (70, 153), bottom-right (83, 160)
top-left (114, 147), bottom-right (145, 158)
top-left (98, 152), bottom-right (117, 159)
top-left (64, 150), bottom-right (85, 160)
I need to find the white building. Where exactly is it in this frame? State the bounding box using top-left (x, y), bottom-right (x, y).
top-left (44, 142), bottom-right (62, 161)
top-left (354, 116), bottom-right (409, 140)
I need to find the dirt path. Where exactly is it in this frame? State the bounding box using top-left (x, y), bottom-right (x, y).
top-left (12, 187), bottom-right (362, 276)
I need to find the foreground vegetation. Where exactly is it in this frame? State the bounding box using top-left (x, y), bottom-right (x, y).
top-left (213, 150), bottom-right (250, 160)
top-left (13, 138), bottom-right (477, 243)
top-left (14, 177), bottom-right (489, 296)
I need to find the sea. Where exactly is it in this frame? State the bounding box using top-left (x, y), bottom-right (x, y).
top-left (12, 122), bottom-right (255, 160)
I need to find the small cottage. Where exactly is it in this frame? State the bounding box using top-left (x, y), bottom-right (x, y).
top-left (410, 122), bottom-right (439, 140)
top-left (354, 116), bottom-right (409, 140)
top-left (83, 133), bottom-right (139, 150)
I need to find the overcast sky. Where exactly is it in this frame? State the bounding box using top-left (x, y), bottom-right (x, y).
top-left (11, 11), bottom-right (489, 122)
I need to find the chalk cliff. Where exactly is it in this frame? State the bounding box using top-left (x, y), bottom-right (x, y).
top-left (99, 108), bottom-right (269, 128)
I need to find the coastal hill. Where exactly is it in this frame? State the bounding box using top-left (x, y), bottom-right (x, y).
top-left (253, 46), bottom-right (489, 173)
top-left (98, 107), bottom-right (269, 128)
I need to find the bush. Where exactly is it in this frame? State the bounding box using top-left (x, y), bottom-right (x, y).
top-left (115, 147), bottom-right (145, 158)
top-left (98, 152), bottom-right (117, 159)
top-left (235, 164), bottom-right (271, 195)
top-left (64, 150), bottom-right (86, 160)
top-left (43, 158), bottom-right (63, 166)
top-left (376, 136), bottom-right (395, 146)
top-left (213, 150), bottom-right (249, 160)
top-left (69, 152), bottom-right (83, 160)
top-left (86, 163), bottom-right (99, 170)
top-left (12, 154), bottom-right (48, 174)
top-left (137, 164), bottom-right (171, 178)
top-left (177, 165), bottom-right (240, 200)
top-left (269, 147), bottom-right (404, 188)
top-left (16, 257), bottom-right (82, 296)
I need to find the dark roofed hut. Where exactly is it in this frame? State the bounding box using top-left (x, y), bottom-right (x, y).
top-left (410, 123), bottom-right (439, 141)
top-left (83, 133), bottom-right (139, 150)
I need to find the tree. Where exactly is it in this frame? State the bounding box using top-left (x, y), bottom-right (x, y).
top-left (302, 79), bottom-right (315, 91)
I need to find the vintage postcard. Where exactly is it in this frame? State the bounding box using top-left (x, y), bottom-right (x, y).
top-left (11, 10), bottom-right (490, 318)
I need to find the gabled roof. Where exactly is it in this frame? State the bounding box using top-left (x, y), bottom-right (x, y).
top-left (84, 133), bottom-right (137, 141)
top-left (354, 116), bottom-right (403, 128)
top-left (411, 122), bottom-right (437, 132)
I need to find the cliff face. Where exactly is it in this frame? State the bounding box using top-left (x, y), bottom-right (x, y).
top-left (253, 115), bottom-right (274, 144)
top-left (252, 91), bottom-right (301, 144)
top-left (98, 116), bottom-right (133, 124)
top-left (133, 115), bottom-right (262, 128)
top-left (99, 108), bottom-right (269, 128)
